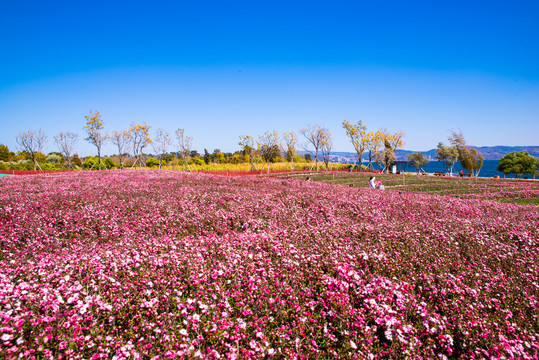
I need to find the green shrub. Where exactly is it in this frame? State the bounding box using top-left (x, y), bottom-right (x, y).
top-left (193, 158), bottom-right (205, 166)
top-left (46, 154), bottom-right (62, 164)
top-left (72, 155), bottom-right (82, 167)
top-left (103, 158), bottom-right (116, 169)
top-left (83, 157), bottom-right (97, 169)
top-left (41, 163), bottom-right (57, 170)
top-left (146, 158), bottom-right (160, 168)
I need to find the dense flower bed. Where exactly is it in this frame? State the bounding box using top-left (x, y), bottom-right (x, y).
top-left (458, 181), bottom-right (539, 202)
top-left (0, 171), bottom-right (538, 359)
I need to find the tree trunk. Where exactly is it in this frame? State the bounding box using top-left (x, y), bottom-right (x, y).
top-left (98, 149), bottom-right (101, 170)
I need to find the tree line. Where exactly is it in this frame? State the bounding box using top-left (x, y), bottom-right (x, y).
top-left (1, 111), bottom-right (537, 178)
top-left (1, 112), bottom-right (405, 172)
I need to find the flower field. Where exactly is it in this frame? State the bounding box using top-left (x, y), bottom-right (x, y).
top-left (1, 171), bottom-right (538, 359)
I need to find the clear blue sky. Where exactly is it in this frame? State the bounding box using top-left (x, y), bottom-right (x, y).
top-left (1, 0), bottom-right (538, 156)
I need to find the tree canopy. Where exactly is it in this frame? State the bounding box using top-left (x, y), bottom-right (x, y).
top-left (449, 131), bottom-right (484, 177)
top-left (435, 142), bottom-right (459, 174)
top-left (407, 152), bottom-right (429, 173)
top-left (497, 152), bottom-right (539, 178)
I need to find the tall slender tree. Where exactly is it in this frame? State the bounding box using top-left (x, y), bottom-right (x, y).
top-left (365, 130), bottom-right (383, 169)
top-left (129, 122), bottom-right (152, 169)
top-left (152, 128), bottom-right (172, 170)
top-left (84, 111), bottom-right (108, 170)
top-left (376, 128), bottom-right (405, 172)
top-left (175, 128), bottom-right (193, 171)
top-left (239, 135), bottom-right (257, 170)
top-left (54, 131), bottom-right (79, 169)
top-left (320, 131), bottom-right (333, 169)
top-left (282, 131), bottom-right (298, 170)
top-left (300, 124), bottom-right (330, 171)
top-left (342, 120), bottom-right (367, 169)
top-left (111, 130), bottom-right (130, 169)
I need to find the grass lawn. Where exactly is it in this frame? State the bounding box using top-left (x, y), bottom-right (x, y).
top-left (270, 171), bottom-right (539, 205)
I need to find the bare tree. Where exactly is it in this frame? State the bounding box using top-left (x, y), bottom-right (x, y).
top-left (175, 128), bottom-right (193, 171)
top-left (84, 111), bottom-right (108, 170)
top-left (128, 122), bottom-right (152, 169)
top-left (300, 124), bottom-right (330, 171)
top-left (111, 130), bottom-right (130, 169)
top-left (15, 129), bottom-right (48, 170)
top-left (54, 131), bottom-right (79, 169)
top-left (281, 131), bottom-right (298, 170)
top-left (320, 131), bottom-right (333, 169)
top-left (152, 128), bottom-right (172, 170)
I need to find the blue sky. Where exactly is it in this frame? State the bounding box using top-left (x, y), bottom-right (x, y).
top-left (1, 0), bottom-right (538, 156)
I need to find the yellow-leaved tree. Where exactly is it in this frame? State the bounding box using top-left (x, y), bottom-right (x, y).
top-left (128, 122), bottom-right (152, 169)
top-left (375, 128), bottom-right (405, 172)
top-left (83, 111), bottom-right (108, 170)
top-left (365, 130), bottom-right (383, 169)
top-left (342, 119), bottom-right (367, 169)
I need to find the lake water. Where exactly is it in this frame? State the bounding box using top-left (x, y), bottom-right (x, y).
top-left (368, 160), bottom-right (535, 179)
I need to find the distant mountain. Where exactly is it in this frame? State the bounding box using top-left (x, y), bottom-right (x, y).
top-left (306, 146), bottom-right (539, 163)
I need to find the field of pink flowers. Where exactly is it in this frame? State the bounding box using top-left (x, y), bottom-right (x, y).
top-left (1, 171), bottom-right (538, 359)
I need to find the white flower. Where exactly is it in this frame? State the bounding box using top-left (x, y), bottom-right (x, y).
top-left (350, 340), bottom-right (357, 349)
top-left (80, 304), bottom-right (89, 314)
top-left (1, 334), bottom-right (13, 341)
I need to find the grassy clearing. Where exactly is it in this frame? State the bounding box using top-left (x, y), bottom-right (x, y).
top-left (270, 171), bottom-right (539, 205)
